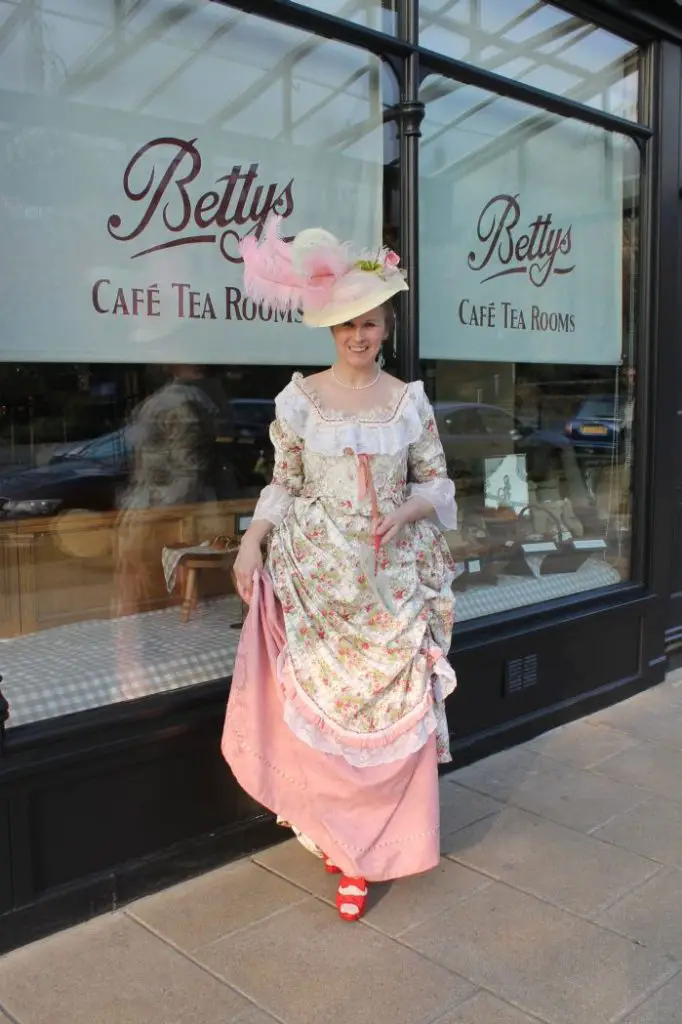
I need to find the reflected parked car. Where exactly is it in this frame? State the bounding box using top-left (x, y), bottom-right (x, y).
top-left (0, 398), bottom-right (579, 521)
top-left (225, 398), bottom-right (276, 439)
top-left (0, 429), bottom-right (132, 519)
top-left (436, 402), bottom-right (569, 470)
top-left (564, 396), bottom-right (626, 458)
top-left (0, 415), bottom-right (265, 520)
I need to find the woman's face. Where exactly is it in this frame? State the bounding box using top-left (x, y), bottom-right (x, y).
top-left (331, 305), bottom-right (388, 372)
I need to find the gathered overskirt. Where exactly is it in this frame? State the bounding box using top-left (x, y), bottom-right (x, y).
top-left (221, 572), bottom-right (442, 881)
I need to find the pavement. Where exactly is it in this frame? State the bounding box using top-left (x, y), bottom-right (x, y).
top-left (4, 673), bottom-right (682, 1024)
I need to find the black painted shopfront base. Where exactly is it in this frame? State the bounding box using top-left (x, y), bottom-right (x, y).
top-left (0, 816), bottom-right (283, 956)
top-left (0, 682), bottom-right (286, 957)
top-left (0, 588), bottom-right (667, 957)
top-left (446, 587), bottom-right (667, 766)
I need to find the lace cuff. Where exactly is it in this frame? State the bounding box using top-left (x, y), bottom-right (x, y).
top-left (252, 484), bottom-right (295, 527)
top-left (409, 478), bottom-right (458, 530)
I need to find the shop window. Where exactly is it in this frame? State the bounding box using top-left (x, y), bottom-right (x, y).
top-left (419, 75), bottom-right (640, 621)
top-left (0, 0), bottom-right (390, 727)
top-left (418, 0), bottom-right (640, 123)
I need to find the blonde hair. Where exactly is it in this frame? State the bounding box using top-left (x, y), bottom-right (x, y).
top-left (381, 300), bottom-right (396, 336)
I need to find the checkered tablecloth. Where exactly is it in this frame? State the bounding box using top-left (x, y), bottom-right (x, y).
top-left (455, 555), bottom-right (621, 621)
top-left (1, 596), bottom-right (243, 729)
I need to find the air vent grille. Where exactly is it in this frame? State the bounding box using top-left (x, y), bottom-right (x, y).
top-left (504, 654), bottom-right (538, 696)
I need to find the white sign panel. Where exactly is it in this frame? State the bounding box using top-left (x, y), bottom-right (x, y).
top-left (484, 454), bottom-right (529, 512)
top-left (420, 119), bottom-right (627, 365)
top-left (0, 112), bottom-right (382, 365)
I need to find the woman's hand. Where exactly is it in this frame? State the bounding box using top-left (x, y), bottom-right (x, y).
top-left (376, 495), bottom-right (436, 546)
top-left (232, 536), bottom-right (264, 604)
top-left (375, 506), bottom-right (410, 546)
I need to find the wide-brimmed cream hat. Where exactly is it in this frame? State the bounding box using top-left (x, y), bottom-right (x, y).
top-left (240, 218), bottom-right (408, 329)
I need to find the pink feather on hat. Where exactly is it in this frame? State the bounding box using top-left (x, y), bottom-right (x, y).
top-left (239, 217), bottom-right (305, 314)
top-left (297, 240), bottom-right (353, 310)
top-left (239, 216), bottom-right (353, 314)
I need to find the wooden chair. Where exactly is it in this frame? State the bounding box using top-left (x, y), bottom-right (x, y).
top-left (164, 535), bottom-right (239, 623)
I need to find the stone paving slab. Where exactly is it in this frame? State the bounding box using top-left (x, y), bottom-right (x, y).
top-left (234, 1011), bottom-right (281, 1024)
top-left (129, 858), bottom-right (308, 952)
top-left (445, 804), bottom-right (661, 917)
top-left (438, 780), bottom-right (506, 838)
top-left (596, 866), bottom-right (682, 960)
top-left (618, 970), bottom-right (682, 1024)
top-left (520, 718), bottom-right (641, 769)
top-left (594, 738), bottom-right (682, 802)
top-left (3, 678), bottom-right (682, 1024)
top-left (588, 684), bottom-right (682, 748)
top-left (195, 896), bottom-right (476, 1024)
top-left (591, 794), bottom-right (682, 864)
top-left (434, 991), bottom-right (549, 1024)
top-left (0, 914), bottom-right (252, 1024)
top-left (402, 881), bottom-right (678, 1024)
top-left (449, 746), bottom-right (647, 832)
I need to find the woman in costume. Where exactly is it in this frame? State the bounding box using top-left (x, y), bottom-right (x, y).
top-left (223, 219), bottom-right (457, 922)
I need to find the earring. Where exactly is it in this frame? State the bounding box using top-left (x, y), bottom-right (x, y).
top-left (378, 349), bottom-right (386, 369)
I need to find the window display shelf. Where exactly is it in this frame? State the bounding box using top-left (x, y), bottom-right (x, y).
top-left (454, 555), bottom-right (621, 621)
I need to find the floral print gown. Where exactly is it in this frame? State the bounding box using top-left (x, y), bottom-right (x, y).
top-left (253, 373), bottom-right (458, 770)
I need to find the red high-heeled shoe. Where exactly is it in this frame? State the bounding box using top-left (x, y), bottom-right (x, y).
top-left (336, 875), bottom-right (368, 922)
top-left (323, 853), bottom-right (341, 874)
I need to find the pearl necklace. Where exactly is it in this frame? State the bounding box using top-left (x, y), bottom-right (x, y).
top-left (331, 364), bottom-right (381, 390)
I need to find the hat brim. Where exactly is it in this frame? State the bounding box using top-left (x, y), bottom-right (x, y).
top-left (302, 277), bottom-right (408, 328)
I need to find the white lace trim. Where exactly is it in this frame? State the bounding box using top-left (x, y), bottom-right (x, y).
top-left (283, 656), bottom-right (457, 768)
top-left (253, 484), bottom-right (294, 527)
top-left (409, 478), bottom-right (459, 530)
top-left (275, 378), bottom-right (426, 457)
top-left (275, 820), bottom-right (324, 857)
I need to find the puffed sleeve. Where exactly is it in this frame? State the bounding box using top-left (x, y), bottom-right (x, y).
top-left (252, 415), bottom-right (304, 527)
top-left (407, 386), bottom-right (458, 530)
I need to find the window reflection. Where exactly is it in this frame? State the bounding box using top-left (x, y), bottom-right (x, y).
top-left (419, 72), bottom-right (640, 620)
top-left (0, 361), bottom-right (323, 723)
top-left (419, 0), bottom-right (640, 122)
top-left (421, 358), bottom-right (636, 619)
top-left (0, 0), bottom-right (392, 729)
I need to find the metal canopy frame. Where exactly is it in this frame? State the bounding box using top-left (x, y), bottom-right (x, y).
top-left (0, 1), bottom-right (651, 152)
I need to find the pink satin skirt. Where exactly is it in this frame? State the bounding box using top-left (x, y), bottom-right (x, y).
top-left (221, 573), bottom-right (440, 881)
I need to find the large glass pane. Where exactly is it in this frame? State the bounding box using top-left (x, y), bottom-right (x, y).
top-left (419, 0), bottom-right (640, 122)
top-left (419, 75), bottom-right (639, 622)
top-left (0, 0), bottom-right (391, 728)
